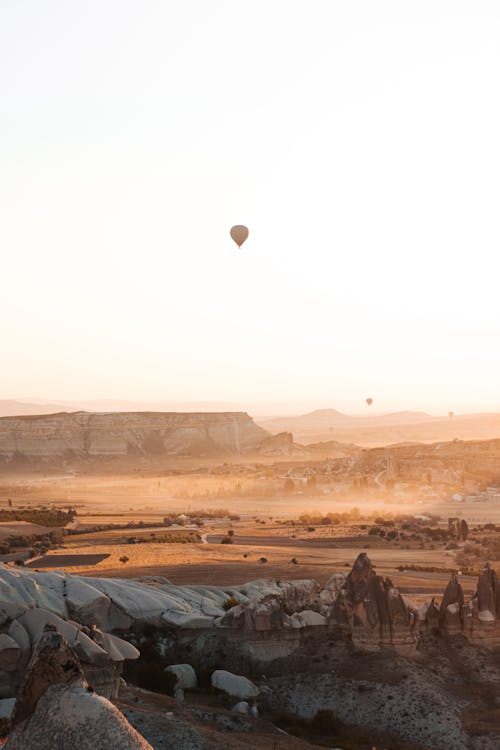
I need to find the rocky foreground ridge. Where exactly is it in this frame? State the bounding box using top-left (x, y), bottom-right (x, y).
top-left (2, 558), bottom-right (500, 748)
top-left (1, 554), bottom-right (500, 673)
top-left (0, 411), bottom-right (270, 465)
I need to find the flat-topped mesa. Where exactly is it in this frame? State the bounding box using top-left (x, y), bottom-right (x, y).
top-left (328, 553), bottom-right (419, 652)
top-left (0, 410), bottom-right (269, 465)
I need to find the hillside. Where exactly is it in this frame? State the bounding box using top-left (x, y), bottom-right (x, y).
top-left (257, 410), bottom-right (500, 447)
top-left (0, 411), bottom-right (269, 468)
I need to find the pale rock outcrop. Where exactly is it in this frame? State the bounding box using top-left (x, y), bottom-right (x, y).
top-left (288, 610), bottom-right (326, 628)
top-left (218, 580), bottom-right (321, 632)
top-left (211, 670), bottom-right (259, 700)
top-left (0, 565), bottom-right (321, 634)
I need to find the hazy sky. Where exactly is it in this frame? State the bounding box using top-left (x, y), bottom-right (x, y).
top-left (1, 1), bottom-right (499, 414)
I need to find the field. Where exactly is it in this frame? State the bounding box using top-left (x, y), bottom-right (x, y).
top-left (1, 465), bottom-right (499, 605)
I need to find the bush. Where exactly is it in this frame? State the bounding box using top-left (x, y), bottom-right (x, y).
top-left (220, 536), bottom-right (234, 544)
top-left (222, 595), bottom-right (240, 611)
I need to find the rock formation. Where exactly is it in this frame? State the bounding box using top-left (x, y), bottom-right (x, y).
top-left (5, 627), bottom-right (152, 750)
top-left (0, 410), bottom-right (269, 466)
top-left (210, 669), bottom-right (259, 700)
top-left (2, 553), bottom-right (500, 692)
top-left (0, 575), bottom-right (139, 701)
top-left (448, 516), bottom-right (469, 541)
top-left (325, 553), bottom-right (419, 651)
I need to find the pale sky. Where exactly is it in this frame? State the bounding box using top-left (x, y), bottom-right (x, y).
top-left (1, 1), bottom-right (499, 414)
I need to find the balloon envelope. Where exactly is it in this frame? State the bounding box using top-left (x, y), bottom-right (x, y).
top-left (366, 398), bottom-right (373, 406)
top-left (230, 225), bottom-right (249, 247)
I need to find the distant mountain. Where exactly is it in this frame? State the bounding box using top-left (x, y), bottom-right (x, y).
top-left (258, 409), bottom-right (434, 434)
top-left (256, 410), bottom-right (500, 448)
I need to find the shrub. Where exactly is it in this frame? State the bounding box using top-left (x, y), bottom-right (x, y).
top-left (220, 536), bottom-right (234, 544)
top-left (222, 595), bottom-right (240, 611)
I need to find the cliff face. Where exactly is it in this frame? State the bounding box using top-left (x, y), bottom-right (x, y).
top-left (0, 411), bottom-right (268, 465)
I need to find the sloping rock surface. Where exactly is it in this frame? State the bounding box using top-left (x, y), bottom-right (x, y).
top-left (6, 683), bottom-right (153, 750)
top-left (0, 410), bottom-right (268, 464)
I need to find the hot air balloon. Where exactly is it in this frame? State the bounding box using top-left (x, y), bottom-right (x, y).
top-left (366, 398), bottom-right (373, 406)
top-left (448, 411), bottom-right (454, 419)
top-left (230, 225), bottom-right (249, 248)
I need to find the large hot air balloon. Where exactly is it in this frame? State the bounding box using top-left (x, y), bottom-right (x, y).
top-left (230, 225), bottom-right (249, 248)
top-left (366, 398), bottom-right (373, 406)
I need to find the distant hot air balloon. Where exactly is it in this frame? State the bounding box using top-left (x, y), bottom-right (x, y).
top-left (230, 225), bottom-right (249, 248)
top-left (366, 398), bottom-right (373, 406)
top-left (448, 411), bottom-right (454, 419)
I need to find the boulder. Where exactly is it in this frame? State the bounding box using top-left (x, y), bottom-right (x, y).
top-left (165, 663), bottom-right (197, 690)
top-left (5, 683), bottom-right (153, 750)
top-left (288, 610), bottom-right (326, 628)
top-left (211, 670), bottom-right (259, 700)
